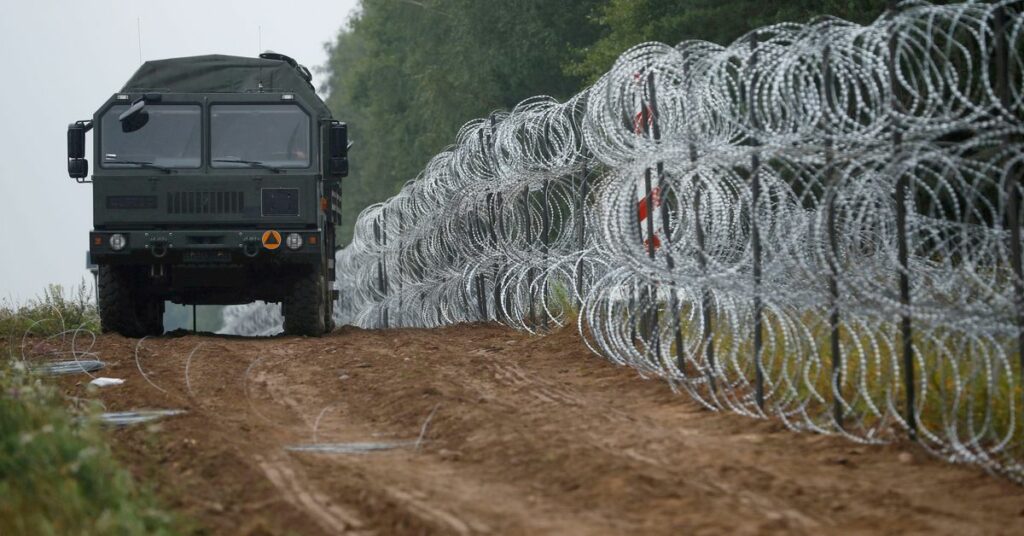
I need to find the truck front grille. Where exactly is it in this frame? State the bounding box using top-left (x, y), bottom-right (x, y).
top-left (167, 191), bottom-right (245, 215)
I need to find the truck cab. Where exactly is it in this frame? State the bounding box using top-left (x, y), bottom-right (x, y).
top-left (67, 53), bottom-right (347, 337)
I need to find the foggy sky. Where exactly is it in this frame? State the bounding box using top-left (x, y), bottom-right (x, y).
top-left (0, 0), bottom-right (357, 302)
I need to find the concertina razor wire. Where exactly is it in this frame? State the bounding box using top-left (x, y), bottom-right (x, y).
top-left (224, 1), bottom-right (1024, 481)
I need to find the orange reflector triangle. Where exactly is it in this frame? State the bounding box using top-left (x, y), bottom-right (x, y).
top-left (262, 230), bottom-right (282, 250)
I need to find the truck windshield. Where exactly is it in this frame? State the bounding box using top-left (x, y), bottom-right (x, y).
top-left (211, 104), bottom-right (310, 169)
top-left (101, 104), bottom-right (201, 168)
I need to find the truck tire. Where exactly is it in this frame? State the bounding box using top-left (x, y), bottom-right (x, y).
top-left (283, 269), bottom-right (326, 336)
top-left (98, 266), bottom-right (164, 338)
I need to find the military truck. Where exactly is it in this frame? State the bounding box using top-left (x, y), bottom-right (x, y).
top-left (67, 53), bottom-right (348, 337)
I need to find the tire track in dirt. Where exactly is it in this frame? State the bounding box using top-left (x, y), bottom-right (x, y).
top-left (255, 453), bottom-right (368, 534)
top-left (52, 324), bottom-right (1024, 535)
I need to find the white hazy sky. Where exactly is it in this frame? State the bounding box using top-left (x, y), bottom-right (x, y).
top-left (0, 0), bottom-right (358, 302)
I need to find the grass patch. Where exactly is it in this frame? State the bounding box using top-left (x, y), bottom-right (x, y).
top-left (1, 282), bottom-right (99, 340)
top-left (0, 285), bottom-right (185, 535)
top-left (546, 280), bottom-right (579, 325)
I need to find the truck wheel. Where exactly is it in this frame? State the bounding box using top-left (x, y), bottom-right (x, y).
top-left (98, 266), bottom-right (164, 338)
top-left (283, 269), bottom-right (326, 336)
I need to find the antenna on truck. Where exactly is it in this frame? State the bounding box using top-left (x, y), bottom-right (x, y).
top-left (136, 17), bottom-right (143, 65)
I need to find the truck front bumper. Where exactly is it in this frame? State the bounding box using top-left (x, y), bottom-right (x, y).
top-left (89, 229), bottom-right (323, 265)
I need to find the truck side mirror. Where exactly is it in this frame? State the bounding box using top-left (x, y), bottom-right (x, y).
top-left (67, 121), bottom-right (92, 180)
top-left (68, 158), bottom-right (89, 179)
top-left (328, 122), bottom-right (349, 178)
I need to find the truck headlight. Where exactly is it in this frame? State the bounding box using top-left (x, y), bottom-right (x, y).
top-left (109, 233), bottom-right (127, 251)
top-left (286, 233), bottom-right (303, 250)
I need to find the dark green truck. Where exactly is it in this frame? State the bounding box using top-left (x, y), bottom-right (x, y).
top-left (67, 53), bottom-right (347, 337)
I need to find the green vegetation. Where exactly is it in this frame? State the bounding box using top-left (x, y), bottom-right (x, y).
top-left (0, 286), bottom-right (183, 535)
top-left (566, 0), bottom-right (909, 82)
top-left (322, 0), bottom-right (603, 243)
top-left (1, 283), bottom-right (99, 340)
top-left (321, 0), bottom-right (948, 244)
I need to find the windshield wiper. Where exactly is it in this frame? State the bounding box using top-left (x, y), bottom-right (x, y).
top-left (107, 160), bottom-right (173, 174)
top-left (212, 158), bottom-right (283, 173)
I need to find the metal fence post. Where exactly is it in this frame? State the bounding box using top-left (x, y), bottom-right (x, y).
top-left (491, 191), bottom-right (504, 323)
top-left (576, 163), bottom-right (589, 310)
top-left (376, 210), bottom-right (390, 329)
top-left (681, 51), bottom-right (715, 388)
top-left (823, 45), bottom-right (844, 429)
top-left (888, 1), bottom-right (916, 438)
top-left (631, 181), bottom-right (641, 343)
top-left (541, 178), bottom-right (551, 330)
top-left (692, 143), bottom-right (715, 391)
top-left (749, 34), bottom-right (766, 412)
top-left (524, 185), bottom-right (536, 327)
top-left (657, 153), bottom-right (684, 377)
top-left (643, 70), bottom-right (661, 361)
top-left (647, 71), bottom-right (680, 373)
top-left (475, 207), bottom-right (488, 322)
top-left (397, 210), bottom-right (404, 326)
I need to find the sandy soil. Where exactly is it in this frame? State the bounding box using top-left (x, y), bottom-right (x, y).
top-left (49, 324), bottom-right (1024, 535)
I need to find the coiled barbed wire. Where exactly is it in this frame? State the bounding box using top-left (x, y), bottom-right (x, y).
top-left (224, 1), bottom-right (1024, 481)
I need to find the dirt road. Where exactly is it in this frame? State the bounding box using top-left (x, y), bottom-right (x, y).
top-left (55, 324), bottom-right (1024, 535)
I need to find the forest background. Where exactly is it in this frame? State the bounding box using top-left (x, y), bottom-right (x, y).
top-left (321, 0), bottom-right (937, 243)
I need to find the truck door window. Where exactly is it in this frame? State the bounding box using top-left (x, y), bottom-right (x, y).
top-left (211, 104), bottom-right (310, 169)
top-left (100, 104), bottom-right (201, 168)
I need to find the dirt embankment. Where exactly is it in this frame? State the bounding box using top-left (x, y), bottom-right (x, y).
top-left (52, 324), bottom-right (1024, 535)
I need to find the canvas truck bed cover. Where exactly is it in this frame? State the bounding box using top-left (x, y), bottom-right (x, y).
top-left (121, 54), bottom-right (330, 116)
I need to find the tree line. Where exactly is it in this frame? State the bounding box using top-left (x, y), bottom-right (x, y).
top-left (321, 0), bottom-right (936, 244)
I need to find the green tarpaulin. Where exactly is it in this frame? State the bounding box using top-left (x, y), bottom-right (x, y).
top-left (122, 54), bottom-right (329, 116)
